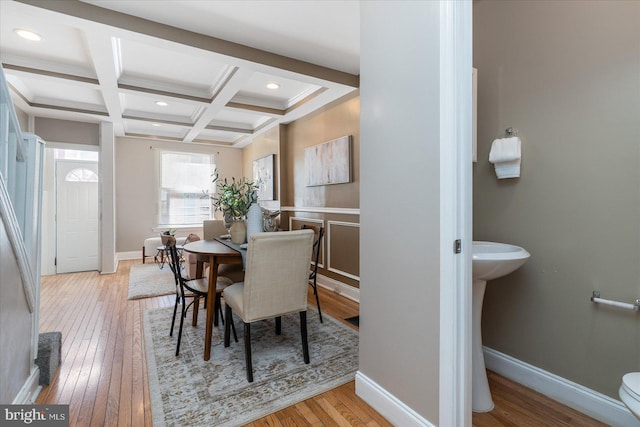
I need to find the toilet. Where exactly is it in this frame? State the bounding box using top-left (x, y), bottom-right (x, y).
top-left (620, 372), bottom-right (640, 420)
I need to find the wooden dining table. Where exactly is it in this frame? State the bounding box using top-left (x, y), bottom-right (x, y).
top-left (182, 239), bottom-right (243, 361)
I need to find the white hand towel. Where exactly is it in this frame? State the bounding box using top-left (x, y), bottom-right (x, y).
top-left (489, 136), bottom-right (521, 179)
top-left (493, 160), bottom-right (520, 179)
top-left (489, 136), bottom-right (521, 163)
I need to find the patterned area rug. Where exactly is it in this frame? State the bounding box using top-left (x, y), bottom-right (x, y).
top-left (127, 264), bottom-right (175, 300)
top-left (144, 305), bottom-right (359, 427)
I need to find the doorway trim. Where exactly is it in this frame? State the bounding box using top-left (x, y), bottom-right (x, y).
top-left (439, 0), bottom-right (473, 426)
top-left (41, 143), bottom-right (100, 275)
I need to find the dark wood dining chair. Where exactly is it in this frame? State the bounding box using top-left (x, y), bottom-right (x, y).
top-left (166, 237), bottom-right (237, 356)
top-left (223, 229), bottom-right (315, 382)
top-left (302, 224), bottom-right (325, 323)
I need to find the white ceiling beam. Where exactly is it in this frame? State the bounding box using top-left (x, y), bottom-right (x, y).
top-left (82, 31), bottom-right (124, 135)
top-left (183, 67), bottom-right (254, 143)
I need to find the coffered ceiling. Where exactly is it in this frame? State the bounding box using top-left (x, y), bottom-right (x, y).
top-left (0, 0), bottom-right (360, 147)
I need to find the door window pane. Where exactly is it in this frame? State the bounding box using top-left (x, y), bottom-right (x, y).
top-left (65, 168), bottom-right (98, 182)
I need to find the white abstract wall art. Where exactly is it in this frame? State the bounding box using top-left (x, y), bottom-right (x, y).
top-left (304, 135), bottom-right (351, 186)
top-left (253, 154), bottom-right (275, 200)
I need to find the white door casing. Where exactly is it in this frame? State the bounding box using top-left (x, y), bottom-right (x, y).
top-left (55, 160), bottom-right (99, 273)
top-left (439, 1), bottom-right (473, 425)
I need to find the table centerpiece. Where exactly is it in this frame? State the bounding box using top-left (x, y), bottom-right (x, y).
top-left (210, 173), bottom-right (258, 244)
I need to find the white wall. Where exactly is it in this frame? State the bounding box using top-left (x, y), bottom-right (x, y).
top-left (359, 1), bottom-right (443, 424)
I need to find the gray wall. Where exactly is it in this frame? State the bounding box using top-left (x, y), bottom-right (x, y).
top-left (474, 0), bottom-right (640, 398)
top-left (34, 117), bottom-right (99, 145)
top-left (0, 219), bottom-right (33, 403)
top-left (115, 137), bottom-right (242, 252)
top-left (360, 1), bottom-right (441, 422)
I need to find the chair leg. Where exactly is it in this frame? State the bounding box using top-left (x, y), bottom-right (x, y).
top-left (300, 311), bottom-right (310, 364)
top-left (218, 296), bottom-right (225, 325)
top-left (224, 306), bottom-right (233, 348)
top-left (223, 305), bottom-right (238, 346)
top-left (214, 293), bottom-right (221, 327)
top-left (313, 283), bottom-right (323, 323)
top-left (244, 322), bottom-right (253, 382)
top-left (170, 293), bottom-right (179, 336)
top-left (142, 246), bottom-right (146, 264)
top-left (231, 317), bottom-right (238, 343)
top-left (275, 316), bottom-right (281, 335)
top-left (192, 296), bottom-right (199, 326)
top-left (176, 303), bottom-right (186, 356)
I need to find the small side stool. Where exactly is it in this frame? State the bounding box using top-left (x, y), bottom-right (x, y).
top-left (143, 236), bottom-right (186, 264)
top-left (155, 244), bottom-right (183, 269)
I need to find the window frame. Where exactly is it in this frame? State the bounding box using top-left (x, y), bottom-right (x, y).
top-left (155, 149), bottom-right (216, 228)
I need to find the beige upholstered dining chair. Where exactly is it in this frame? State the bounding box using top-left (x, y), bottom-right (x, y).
top-left (223, 229), bottom-right (315, 382)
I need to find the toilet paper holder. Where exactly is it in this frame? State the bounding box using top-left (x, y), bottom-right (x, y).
top-left (591, 291), bottom-right (640, 311)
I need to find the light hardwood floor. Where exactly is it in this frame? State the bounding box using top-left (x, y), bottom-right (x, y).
top-left (36, 260), bottom-right (606, 426)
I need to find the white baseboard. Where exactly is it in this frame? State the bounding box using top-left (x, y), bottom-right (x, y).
top-left (316, 273), bottom-right (360, 303)
top-left (484, 346), bottom-right (640, 427)
top-left (117, 251), bottom-right (142, 261)
top-left (355, 371), bottom-right (435, 427)
top-left (12, 367), bottom-right (41, 404)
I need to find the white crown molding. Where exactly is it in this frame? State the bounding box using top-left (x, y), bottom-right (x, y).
top-left (484, 347), bottom-right (640, 427)
top-left (118, 75), bottom-right (214, 100)
top-left (2, 54), bottom-right (99, 81)
top-left (31, 97), bottom-right (107, 114)
top-left (287, 85), bottom-right (324, 108)
top-left (231, 93), bottom-right (288, 110)
top-left (281, 206), bottom-right (360, 215)
top-left (122, 110), bottom-right (195, 126)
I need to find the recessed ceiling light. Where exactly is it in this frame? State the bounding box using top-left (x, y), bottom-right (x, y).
top-left (266, 83), bottom-right (280, 90)
top-left (155, 101), bottom-right (168, 107)
top-left (14, 29), bottom-right (41, 41)
top-left (152, 123), bottom-right (162, 127)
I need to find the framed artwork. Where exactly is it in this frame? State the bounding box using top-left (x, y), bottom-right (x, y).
top-left (304, 135), bottom-right (351, 186)
top-left (253, 154), bottom-right (275, 201)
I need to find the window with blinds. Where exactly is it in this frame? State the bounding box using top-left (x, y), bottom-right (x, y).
top-left (156, 150), bottom-right (215, 226)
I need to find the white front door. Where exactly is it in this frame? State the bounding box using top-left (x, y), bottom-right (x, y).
top-left (56, 160), bottom-right (99, 273)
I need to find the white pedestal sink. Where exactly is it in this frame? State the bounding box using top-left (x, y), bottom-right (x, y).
top-left (472, 241), bottom-right (530, 412)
